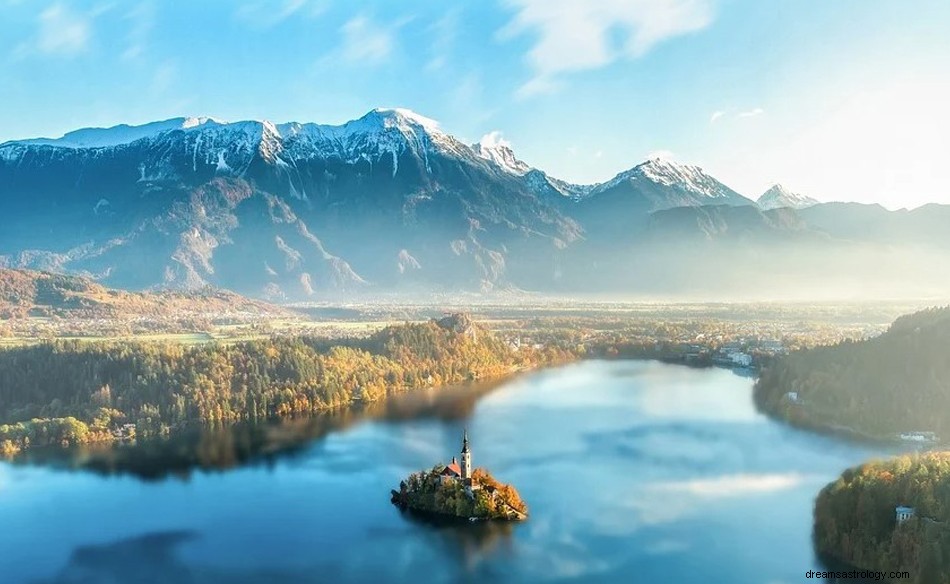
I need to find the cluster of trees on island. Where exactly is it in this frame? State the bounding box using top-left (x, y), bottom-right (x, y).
top-left (392, 466), bottom-right (528, 521)
top-left (754, 307), bottom-right (950, 438)
top-left (0, 315), bottom-right (573, 456)
top-left (815, 452), bottom-right (950, 584)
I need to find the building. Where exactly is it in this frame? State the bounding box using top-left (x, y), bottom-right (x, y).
top-left (729, 352), bottom-right (753, 367)
top-left (461, 429), bottom-right (471, 481)
top-left (896, 506), bottom-right (915, 524)
top-left (899, 431), bottom-right (938, 443)
top-left (440, 430), bottom-right (474, 486)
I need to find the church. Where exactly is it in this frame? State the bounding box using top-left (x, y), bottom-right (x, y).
top-left (440, 430), bottom-right (474, 487)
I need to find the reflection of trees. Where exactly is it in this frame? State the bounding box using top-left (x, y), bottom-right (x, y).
top-left (398, 509), bottom-right (516, 572)
top-left (15, 378), bottom-right (506, 481)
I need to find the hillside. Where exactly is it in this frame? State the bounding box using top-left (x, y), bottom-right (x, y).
top-left (815, 452), bottom-right (950, 583)
top-left (754, 307), bottom-right (950, 439)
top-left (0, 315), bottom-right (573, 456)
top-left (0, 268), bottom-right (288, 321)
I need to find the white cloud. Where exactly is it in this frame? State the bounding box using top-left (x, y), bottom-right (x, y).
top-left (18, 3), bottom-right (92, 57)
top-left (709, 110), bottom-right (725, 124)
top-left (646, 149), bottom-right (676, 161)
top-left (737, 107), bottom-right (764, 118)
top-left (501, 0), bottom-right (715, 98)
top-left (150, 61), bottom-right (177, 93)
top-left (335, 15), bottom-right (407, 65)
top-left (121, 2), bottom-right (155, 62)
top-left (652, 473), bottom-right (805, 498)
top-left (479, 130), bottom-right (512, 150)
top-left (426, 9), bottom-right (459, 71)
top-left (234, 0), bottom-right (327, 29)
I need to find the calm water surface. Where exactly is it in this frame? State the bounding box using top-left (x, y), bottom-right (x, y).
top-left (0, 361), bottom-right (898, 583)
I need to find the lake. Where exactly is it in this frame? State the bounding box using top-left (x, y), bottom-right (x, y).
top-left (0, 360), bottom-right (898, 583)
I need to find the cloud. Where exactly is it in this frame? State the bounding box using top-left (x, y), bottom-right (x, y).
top-left (479, 130), bottom-right (512, 150)
top-left (709, 110), bottom-right (725, 124)
top-left (334, 14), bottom-right (408, 65)
top-left (426, 9), bottom-right (459, 71)
top-left (234, 0), bottom-right (327, 29)
top-left (646, 149), bottom-right (676, 161)
top-left (501, 0), bottom-right (715, 98)
top-left (651, 473), bottom-right (805, 497)
top-left (121, 2), bottom-right (156, 62)
top-left (16, 3), bottom-right (96, 57)
top-left (150, 61), bottom-right (177, 93)
top-left (737, 107), bottom-right (764, 119)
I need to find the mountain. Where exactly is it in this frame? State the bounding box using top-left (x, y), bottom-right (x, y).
top-left (756, 184), bottom-right (819, 210)
top-left (571, 158), bottom-right (755, 241)
top-left (0, 109), bottom-right (581, 297)
top-left (798, 202), bottom-right (950, 247)
top-left (2, 109), bottom-right (950, 300)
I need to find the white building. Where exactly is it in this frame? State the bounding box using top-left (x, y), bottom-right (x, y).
top-left (896, 506), bottom-right (915, 524)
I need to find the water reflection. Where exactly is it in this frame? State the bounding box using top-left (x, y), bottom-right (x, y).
top-left (33, 531), bottom-right (317, 584)
top-left (398, 510), bottom-right (517, 572)
top-left (12, 378), bottom-right (506, 481)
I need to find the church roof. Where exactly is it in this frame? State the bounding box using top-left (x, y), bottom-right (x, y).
top-left (442, 463), bottom-right (462, 477)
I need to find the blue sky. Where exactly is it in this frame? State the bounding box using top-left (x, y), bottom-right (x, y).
top-left (1, 0), bottom-right (948, 208)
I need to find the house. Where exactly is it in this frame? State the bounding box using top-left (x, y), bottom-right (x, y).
top-left (896, 506), bottom-right (915, 524)
top-left (729, 352), bottom-right (753, 367)
top-left (899, 431), bottom-right (938, 443)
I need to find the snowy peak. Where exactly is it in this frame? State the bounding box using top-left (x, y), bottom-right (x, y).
top-left (364, 108), bottom-right (442, 135)
top-left (598, 158), bottom-right (742, 199)
top-left (757, 184), bottom-right (819, 210)
top-left (472, 132), bottom-right (531, 176)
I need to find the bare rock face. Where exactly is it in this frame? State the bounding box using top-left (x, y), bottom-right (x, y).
top-left (435, 313), bottom-right (476, 334)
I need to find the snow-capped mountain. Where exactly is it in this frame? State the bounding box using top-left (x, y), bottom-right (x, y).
top-left (0, 109), bottom-right (580, 297)
top-left (757, 184), bottom-right (819, 210)
top-left (588, 158), bottom-right (754, 209)
top-left (471, 135), bottom-right (532, 176)
top-left (2, 109), bottom-right (949, 298)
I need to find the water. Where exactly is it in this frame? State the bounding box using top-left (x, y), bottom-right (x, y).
top-left (0, 360), bottom-right (898, 583)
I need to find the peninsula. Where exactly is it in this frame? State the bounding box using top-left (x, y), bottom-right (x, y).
top-left (0, 314), bottom-right (572, 457)
top-left (815, 452), bottom-right (950, 583)
top-left (754, 307), bottom-right (950, 442)
top-left (391, 431), bottom-right (528, 521)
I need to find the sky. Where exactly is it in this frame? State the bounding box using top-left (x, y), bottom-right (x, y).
top-left (1, 0), bottom-right (948, 209)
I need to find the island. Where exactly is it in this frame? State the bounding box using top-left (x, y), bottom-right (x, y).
top-left (391, 431), bottom-right (528, 521)
top-left (815, 452), bottom-right (950, 583)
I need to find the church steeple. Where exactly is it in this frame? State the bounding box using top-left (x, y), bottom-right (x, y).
top-left (460, 429), bottom-right (472, 480)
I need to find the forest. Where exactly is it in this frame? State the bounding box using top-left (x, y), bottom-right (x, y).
top-left (754, 307), bottom-right (950, 438)
top-left (0, 314), bottom-right (572, 456)
top-left (815, 452), bottom-right (950, 583)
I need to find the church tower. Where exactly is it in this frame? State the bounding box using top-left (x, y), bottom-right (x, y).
top-left (460, 429), bottom-right (472, 480)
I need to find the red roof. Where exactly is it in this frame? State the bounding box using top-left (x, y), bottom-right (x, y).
top-left (442, 463), bottom-right (461, 477)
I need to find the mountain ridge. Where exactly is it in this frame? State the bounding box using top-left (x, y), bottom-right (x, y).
top-left (2, 109), bottom-right (949, 300)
